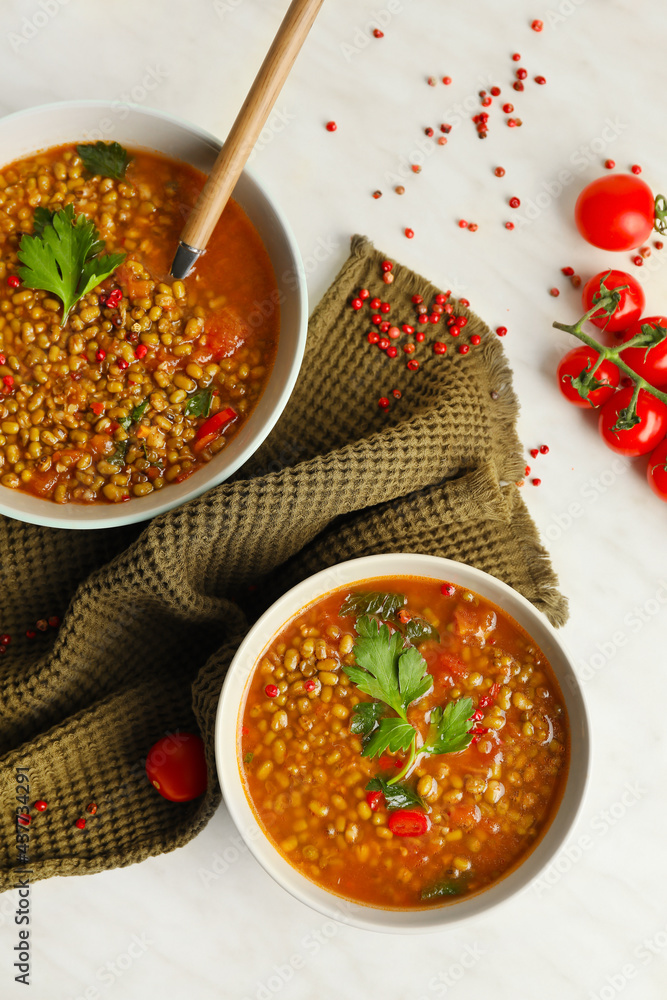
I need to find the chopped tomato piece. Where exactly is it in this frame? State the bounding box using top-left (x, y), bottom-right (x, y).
top-left (438, 651), bottom-right (468, 678)
top-left (29, 467), bottom-right (63, 498)
top-left (194, 309), bottom-right (248, 363)
top-left (447, 803), bottom-right (482, 830)
top-left (453, 602), bottom-right (497, 644)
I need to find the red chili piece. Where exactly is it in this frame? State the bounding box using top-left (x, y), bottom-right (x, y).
top-left (366, 790), bottom-right (383, 811)
top-left (7, 275), bottom-right (20, 289)
top-left (34, 800), bottom-right (48, 812)
top-left (325, 121), bottom-right (337, 132)
top-left (3, 375), bottom-right (14, 388)
top-left (265, 684), bottom-right (279, 698)
top-left (525, 465), bottom-right (531, 476)
top-left (388, 810), bottom-right (430, 837)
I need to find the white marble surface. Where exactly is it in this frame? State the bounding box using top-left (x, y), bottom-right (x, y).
top-left (1, 0), bottom-right (667, 997)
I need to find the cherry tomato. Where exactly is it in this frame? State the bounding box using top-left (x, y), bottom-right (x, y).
top-left (575, 174), bottom-right (654, 251)
top-left (581, 269), bottom-right (645, 335)
top-left (388, 809), bottom-right (430, 837)
top-left (598, 386), bottom-right (667, 456)
top-left (619, 316), bottom-right (667, 388)
top-left (557, 346), bottom-right (620, 408)
top-left (145, 731), bottom-right (207, 802)
top-left (647, 437), bottom-right (667, 501)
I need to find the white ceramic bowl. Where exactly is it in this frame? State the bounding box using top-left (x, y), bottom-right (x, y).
top-left (0, 101), bottom-right (307, 529)
top-left (216, 553), bottom-right (590, 933)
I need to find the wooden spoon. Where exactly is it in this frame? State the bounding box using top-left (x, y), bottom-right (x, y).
top-left (170, 0), bottom-right (326, 279)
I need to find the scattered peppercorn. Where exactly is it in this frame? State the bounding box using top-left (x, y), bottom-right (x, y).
top-left (458, 344), bottom-right (470, 354)
top-left (378, 397), bottom-right (390, 409)
top-left (561, 266), bottom-right (575, 276)
top-left (86, 802), bottom-right (98, 815)
top-left (373, 28), bottom-right (384, 38)
top-left (372, 190), bottom-right (382, 199)
top-left (7, 275), bottom-right (20, 289)
top-left (494, 166), bottom-right (506, 177)
top-left (509, 197), bottom-right (520, 208)
top-left (404, 228), bottom-right (414, 239)
top-left (631, 164), bottom-right (642, 174)
top-left (442, 76), bottom-right (452, 85)
top-left (395, 185), bottom-right (405, 195)
top-left (34, 800), bottom-right (48, 812)
top-left (531, 19), bottom-right (543, 30)
top-left (534, 75), bottom-right (546, 85)
top-left (496, 326), bottom-right (508, 337)
top-left (539, 444), bottom-right (549, 454)
top-left (74, 818), bottom-right (86, 830)
top-left (325, 121), bottom-right (337, 132)
top-left (531, 478), bottom-right (542, 486)
top-left (549, 287), bottom-right (560, 297)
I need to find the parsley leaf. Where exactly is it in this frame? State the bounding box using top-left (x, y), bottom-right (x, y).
top-left (340, 591), bottom-right (406, 619)
top-left (18, 205), bottom-right (126, 326)
top-left (76, 141), bottom-right (131, 180)
top-left (404, 617), bottom-right (440, 644)
top-left (421, 878), bottom-right (465, 900)
top-left (130, 399), bottom-right (150, 423)
top-left (363, 717), bottom-right (416, 759)
top-left (345, 616), bottom-right (432, 720)
top-left (108, 441), bottom-right (128, 466)
top-left (33, 206), bottom-right (55, 236)
top-left (422, 697), bottom-right (474, 756)
top-left (184, 388), bottom-right (213, 417)
top-left (340, 590), bottom-right (439, 643)
top-left (350, 701), bottom-right (387, 737)
top-left (366, 777), bottom-right (425, 811)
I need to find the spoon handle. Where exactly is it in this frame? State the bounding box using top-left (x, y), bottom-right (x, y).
top-left (171, 0), bottom-right (326, 277)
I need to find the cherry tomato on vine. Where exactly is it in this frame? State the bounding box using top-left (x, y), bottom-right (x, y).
top-left (647, 437), bottom-right (667, 501)
top-left (619, 316), bottom-right (667, 389)
top-left (557, 346), bottom-right (620, 408)
top-left (581, 269), bottom-right (645, 335)
top-left (575, 174), bottom-right (655, 251)
top-left (598, 386), bottom-right (667, 456)
top-left (145, 731), bottom-right (207, 802)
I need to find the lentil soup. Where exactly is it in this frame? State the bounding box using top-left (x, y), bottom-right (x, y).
top-left (240, 577), bottom-right (570, 909)
top-left (0, 143), bottom-right (279, 504)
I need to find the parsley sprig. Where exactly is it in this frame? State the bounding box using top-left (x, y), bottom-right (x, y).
top-left (76, 141), bottom-right (131, 180)
top-left (346, 608), bottom-right (474, 786)
top-left (18, 205), bottom-right (126, 326)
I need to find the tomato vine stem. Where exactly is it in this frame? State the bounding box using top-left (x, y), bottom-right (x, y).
top-left (553, 291), bottom-right (667, 418)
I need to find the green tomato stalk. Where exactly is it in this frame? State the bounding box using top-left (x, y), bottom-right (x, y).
top-left (553, 286), bottom-right (667, 430)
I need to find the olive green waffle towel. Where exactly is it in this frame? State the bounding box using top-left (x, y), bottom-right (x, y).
top-left (0, 235), bottom-right (567, 890)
